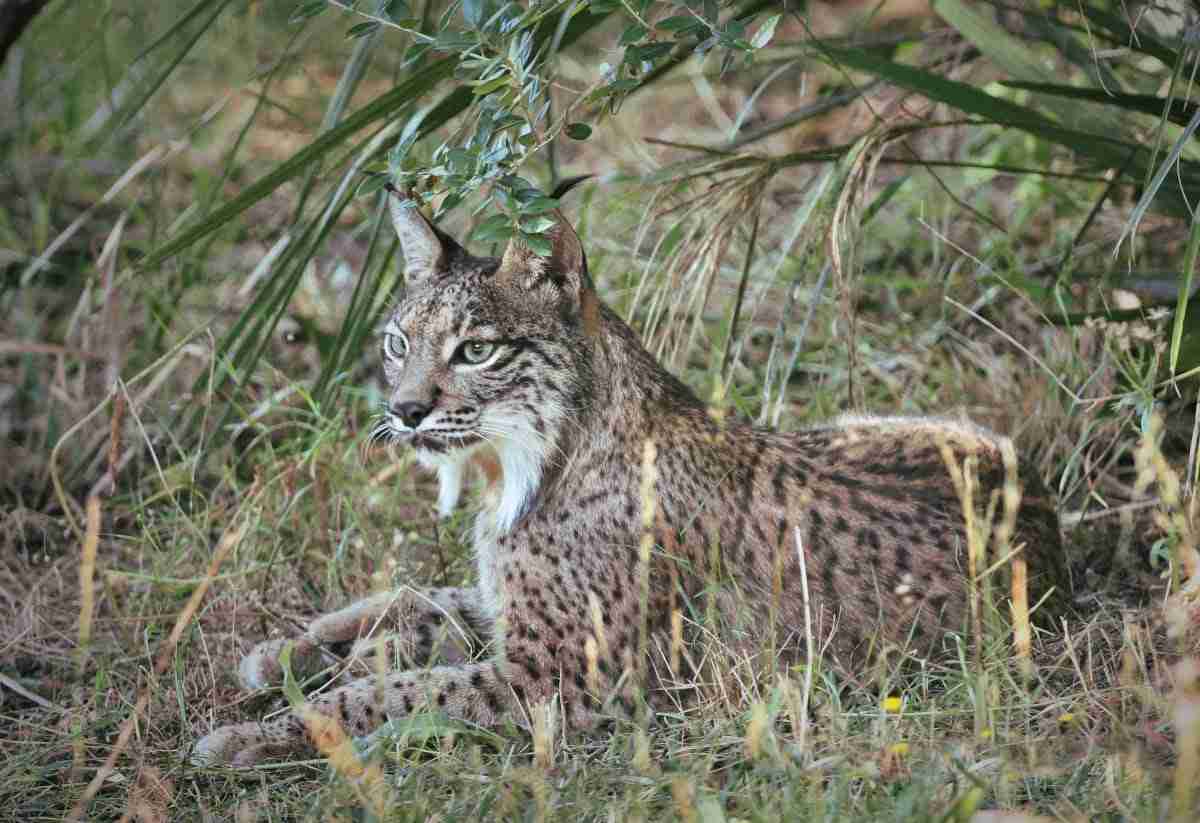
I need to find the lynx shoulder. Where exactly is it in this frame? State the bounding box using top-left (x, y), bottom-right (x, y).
top-left (191, 189), bottom-right (1066, 767)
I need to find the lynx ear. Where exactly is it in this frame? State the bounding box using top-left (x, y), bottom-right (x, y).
top-left (386, 185), bottom-right (445, 287)
top-left (496, 210), bottom-right (591, 295)
top-left (496, 211), bottom-right (599, 333)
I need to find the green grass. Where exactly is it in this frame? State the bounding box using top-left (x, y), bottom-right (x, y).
top-left (4, 0), bottom-right (1200, 820)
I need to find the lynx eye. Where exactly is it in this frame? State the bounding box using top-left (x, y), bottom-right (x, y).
top-left (383, 333), bottom-right (407, 360)
top-left (456, 340), bottom-right (496, 365)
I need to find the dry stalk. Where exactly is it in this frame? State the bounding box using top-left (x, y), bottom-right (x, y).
top-left (585, 635), bottom-right (601, 698)
top-left (66, 519), bottom-right (249, 822)
top-left (828, 132), bottom-right (884, 410)
top-left (532, 700), bottom-right (555, 772)
top-left (1170, 659), bottom-right (1200, 822)
top-left (997, 439), bottom-right (1031, 679)
top-left (632, 727), bottom-right (655, 776)
top-left (939, 441), bottom-right (989, 738)
top-left (300, 707), bottom-right (391, 815)
top-left (745, 700), bottom-right (768, 762)
top-left (670, 775), bottom-right (698, 823)
top-left (670, 607), bottom-right (683, 679)
top-left (77, 495), bottom-right (100, 671)
top-left (638, 438), bottom-right (658, 682)
top-left (793, 525), bottom-right (815, 760)
top-left (1135, 415), bottom-right (1200, 591)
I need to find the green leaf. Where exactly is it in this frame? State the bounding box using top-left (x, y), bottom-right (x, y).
top-left (586, 78), bottom-right (640, 102)
top-left (346, 20), bottom-right (380, 39)
top-left (657, 15), bottom-right (700, 32)
top-left (522, 232), bottom-right (553, 256)
top-left (470, 214), bottom-right (514, 244)
top-left (437, 30), bottom-right (476, 50)
top-left (619, 23), bottom-right (648, 46)
top-left (520, 215), bottom-right (556, 234)
top-left (404, 42), bottom-right (430, 63)
top-left (139, 1), bottom-right (618, 272)
top-left (380, 0), bottom-right (410, 20)
top-left (446, 148), bottom-right (476, 173)
top-left (623, 0), bottom-right (780, 96)
top-left (472, 75), bottom-right (510, 96)
top-left (564, 122), bottom-right (592, 140)
top-left (519, 196), bottom-right (560, 214)
top-left (627, 42), bottom-right (675, 64)
top-left (750, 13), bottom-right (779, 49)
top-left (278, 643), bottom-right (306, 708)
top-left (463, 0), bottom-right (484, 28)
top-left (290, 0), bottom-right (327, 23)
top-left (356, 173), bottom-right (390, 198)
top-left (861, 176), bottom-right (908, 225)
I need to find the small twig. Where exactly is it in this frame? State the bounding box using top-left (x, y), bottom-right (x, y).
top-left (322, 0), bottom-right (434, 42)
top-left (0, 339), bottom-right (105, 359)
top-left (0, 672), bottom-right (63, 713)
top-left (944, 297), bottom-right (1083, 404)
top-left (1059, 498), bottom-right (1161, 527)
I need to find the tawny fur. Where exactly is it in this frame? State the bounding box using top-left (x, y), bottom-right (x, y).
top-left (191, 194), bottom-right (1066, 767)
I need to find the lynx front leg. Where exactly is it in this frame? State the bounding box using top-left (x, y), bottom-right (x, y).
top-left (191, 661), bottom-right (521, 767)
top-left (237, 587), bottom-right (487, 690)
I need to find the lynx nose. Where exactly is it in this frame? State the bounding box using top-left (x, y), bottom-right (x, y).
top-left (391, 401), bottom-right (432, 429)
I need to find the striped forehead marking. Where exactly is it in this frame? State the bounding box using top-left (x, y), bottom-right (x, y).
top-left (390, 278), bottom-right (483, 340)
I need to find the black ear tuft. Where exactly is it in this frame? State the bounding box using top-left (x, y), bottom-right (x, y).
top-left (549, 175), bottom-right (593, 201)
top-left (385, 185), bottom-right (468, 286)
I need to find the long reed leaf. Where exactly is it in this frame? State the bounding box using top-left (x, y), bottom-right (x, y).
top-left (137, 58), bottom-right (458, 270)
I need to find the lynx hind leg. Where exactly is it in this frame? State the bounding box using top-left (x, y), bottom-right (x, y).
top-left (192, 662), bottom-right (515, 767)
top-left (237, 587), bottom-right (483, 690)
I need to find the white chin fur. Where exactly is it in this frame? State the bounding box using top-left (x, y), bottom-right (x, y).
top-left (413, 409), bottom-right (557, 533)
top-left (416, 449), bottom-right (468, 518)
top-left (478, 407), bottom-right (559, 535)
top-left (491, 438), bottom-right (543, 533)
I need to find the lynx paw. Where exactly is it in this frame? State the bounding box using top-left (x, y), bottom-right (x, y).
top-left (190, 723), bottom-right (281, 768)
top-left (237, 638), bottom-right (324, 690)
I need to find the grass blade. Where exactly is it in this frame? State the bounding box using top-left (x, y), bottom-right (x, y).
top-left (1172, 215), bottom-right (1200, 377)
top-left (137, 58), bottom-right (458, 270)
top-left (934, 0), bottom-right (1111, 136)
top-left (816, 43), bottom-right (1200, 217)
top-left (1001, 81), bottom-right (1198, 126)
top-left (85, 0), bottom-right (240, 149)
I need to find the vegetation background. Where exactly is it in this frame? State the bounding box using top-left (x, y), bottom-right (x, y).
top-left (3, 0), bottom-right (1200, 819)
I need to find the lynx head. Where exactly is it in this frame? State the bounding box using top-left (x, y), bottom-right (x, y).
top-left (374, 187), bottom-right (598, 530)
